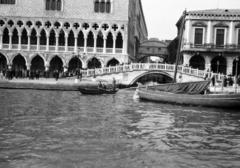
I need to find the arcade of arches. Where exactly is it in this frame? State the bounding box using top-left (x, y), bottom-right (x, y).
top-left (0, 53), bottom-right (120, 78)
top-left (187, 54), bottom-right (240, 76)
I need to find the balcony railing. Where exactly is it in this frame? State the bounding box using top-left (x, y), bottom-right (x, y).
top-left (0, 43), bottom-right (124, 54)
top-left (184, 43), bottom-right (240, 50)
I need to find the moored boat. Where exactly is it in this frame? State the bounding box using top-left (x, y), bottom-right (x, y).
top-left (78, 85), bottom-right (118, 95)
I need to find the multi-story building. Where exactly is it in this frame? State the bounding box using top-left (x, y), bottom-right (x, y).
top-left (0, 0), bottom-right (147, 76)
top-left (178, 9), bottom-right (240, 76)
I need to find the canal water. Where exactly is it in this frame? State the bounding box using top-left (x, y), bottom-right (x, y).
top-left (0, 89), bottom-right (240, 168)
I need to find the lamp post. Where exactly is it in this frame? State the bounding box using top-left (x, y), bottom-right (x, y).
top-left (235, 57), bottom-right (239, 93)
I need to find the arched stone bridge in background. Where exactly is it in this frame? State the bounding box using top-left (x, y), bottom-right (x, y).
top-left (79, 63), bottom-right (224, 86)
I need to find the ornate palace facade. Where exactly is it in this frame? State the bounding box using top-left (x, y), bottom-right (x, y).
top-left (0, 0), bottom-right (147, 76)
top-left (178, 9), bottom-right (240, 76)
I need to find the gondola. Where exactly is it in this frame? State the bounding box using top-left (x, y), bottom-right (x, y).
top-left (78, 87), bottom-right (118, 95)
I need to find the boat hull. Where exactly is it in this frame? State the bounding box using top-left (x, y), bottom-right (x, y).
top-left (78, 87), bottom-right (118, 95)
top-left (137, 88), bottom-right (240, 108)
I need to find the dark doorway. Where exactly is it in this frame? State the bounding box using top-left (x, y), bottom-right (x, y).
top-left (68, 57), bottom-right (82, 75)
top-left (49, 56), bottom-right (63, 73)
top-left (189, 55), bottom-right (205, 70)
top-left (31, 55), bottom-right (45, 75)
top-left (12, 54), bottom-right (27, 78)
top-left (107, 58), bottom-right (119, 67)
top-left (87, 57), bottom-right (101, 69)
top-left (211, 56), bottom-right (227, 74)
top-left (232, 57), bottom-right (240, 76)
top-left (0, 53), bottom-right (7, 71)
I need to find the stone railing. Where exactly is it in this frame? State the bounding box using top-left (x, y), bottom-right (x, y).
top-left (80, 63), bottom-right (225, 81)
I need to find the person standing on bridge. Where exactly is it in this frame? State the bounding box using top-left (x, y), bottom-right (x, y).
top-left (112, 77), bottom-right (117, 91)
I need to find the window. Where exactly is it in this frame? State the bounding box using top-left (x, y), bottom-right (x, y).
top-left (94, 0), bottom-right (111, 13)
top-left (216, 29), bottom-right (225, 47)
top-left (46, 0), bottom-right (61, 11)
top-left (194, 28), bottom-right (203, 45)
top-left (0, 0), bottom-right (15, 4)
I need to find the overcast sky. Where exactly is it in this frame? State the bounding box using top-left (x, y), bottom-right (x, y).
top-left (141, 0), bottom-right (240, 40)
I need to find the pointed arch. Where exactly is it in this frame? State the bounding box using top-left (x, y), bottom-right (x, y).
top-left (31, 55), bottom-right (45, 72)
top-left (87, 31), bottom-right (94, 47)
top-left (77, 31), bottom-right (84, 47)
top-left (21, 28), bottom-right (28, 45)
top-left (116, 32), bottom-right (123, 48)
top-left (49, 55), bottom-right (63, 72)
top-left (12, 28), bottom-right (18, 44)
top-left (58, 29), bottom-right (65, 46)
top-left (30, 28), bottom-right (37, 45)
top-left (68, 30), bottom-right (75, 46)
top-left (0, 53), bottom-right (7, 71)
top-left (12, 54), bottom-right (27, 71)
top-left (40, 29), bottom-right (47, 45)
top-left (68, 57), bottom-right (82, 74)
top-left (49, 29), bottom-right (56, 46)
top-left (97, 31), bottom-right (104, 47)
top-left (106, 32), bottom-right (113, 48)
top-left (2, 28), bottom-right (9, 44)
top-left (107, 58), bottom-right (120, 67)
top-left (87, 57), bottom-right (102, 69)
top-left (189, 54), bottom-right (205, 70)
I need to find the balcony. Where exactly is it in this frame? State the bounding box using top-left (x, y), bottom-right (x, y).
top-left (182, 43), bottom-right (240, 52)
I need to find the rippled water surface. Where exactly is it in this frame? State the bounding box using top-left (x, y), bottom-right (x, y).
top-left (0, 89), bottom-right (240, 168)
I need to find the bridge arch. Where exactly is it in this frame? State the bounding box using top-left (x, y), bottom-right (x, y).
top-left (129, 70), bottom-right (173, 86)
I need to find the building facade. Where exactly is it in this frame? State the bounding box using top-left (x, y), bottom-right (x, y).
top-left (138, 38), bottom-right (169, 62)
top-left (178, 9), bottom-right (240, 76)
top-left (0, 0), bottom-right (147, 76)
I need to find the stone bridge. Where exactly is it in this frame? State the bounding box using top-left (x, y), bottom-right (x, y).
top-left (80, 63), bottom-right (224, 86)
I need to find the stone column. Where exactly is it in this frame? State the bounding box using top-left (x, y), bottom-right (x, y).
top-left (204, 55), bottom-right (212, 71)
top-left (37, 35), bottom-right (40, 51)
top-left (93, 36), bottom-right (97, 53)
top-left (55, 35), bottom-right (59, 52)
top-left (206, 21), bottom-right (213, 44)
top-left (65, 36), bottom-right (68, 52)
top-left (113, 36), bottom-right (116, 54)
top-left (46, 35), bottom-right (49, 51)
top-left (9, 34), bottom-right (12, 50)
top-left (226, 56), bottom-right (234, 75)
top-left (183, 53), bottom-right (192, 66)
top-left (84, 36), bottom-right (87, 53)
top-left (228, 21), bottom-right (234, 45)
top-left (123, 34), bottom-right (128, 54)
top-left (0, 34), bottom-right (3, 49)
top-left (27, 35), bottom-right (31, 51)
top-left (74, 37), bottom-right (78, 53)
top-left (185, 20), bottom-right (191, 47)
top-left (18, 35), bottom-right (22, 50)
top-left (103, 37), bottom-right (106, 53)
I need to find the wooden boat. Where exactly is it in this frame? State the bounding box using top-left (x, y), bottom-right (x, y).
top-left (78, 87), bottom-right (118, 95)
top-left (136, 85), bottom-right (240, 108)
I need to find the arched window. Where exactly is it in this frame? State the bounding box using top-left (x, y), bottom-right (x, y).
top-left (30, 29), bottom-right (37, 45)
top-left (51, 0), bottom-right (56, 10)
top-left (58, 30), bottom-right (65, 46)
top-left (49, 29), bottom-right (56, 46)
top-left (40, 29), bottom-right (47, 45)
top-left (12, 28), bottom-right (18, 44)
top-left (21, 28), bottom-right (28, 45)
top-left (3, 28), bottom-right (9, 44)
